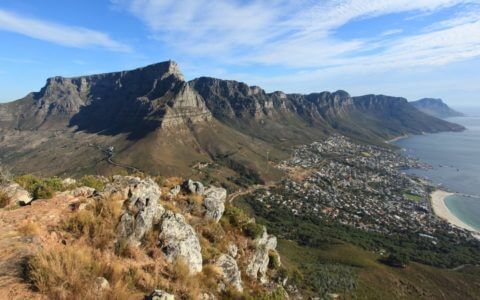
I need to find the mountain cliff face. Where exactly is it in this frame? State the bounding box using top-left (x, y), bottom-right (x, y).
top-left (0, 61), bottom-right (465, 178)
top-left (410, 98), bottom-right (465, 119)
top-left (0, 61), bottom-right (211, 137)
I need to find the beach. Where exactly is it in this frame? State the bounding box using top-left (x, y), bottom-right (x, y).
top-left (430, 190), bottom-right (479, 233)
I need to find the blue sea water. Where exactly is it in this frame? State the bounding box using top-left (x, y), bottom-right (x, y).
top-left (394, 111), bottom-right (480, 231)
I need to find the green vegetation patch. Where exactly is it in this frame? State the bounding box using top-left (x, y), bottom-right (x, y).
top-left (404, 192), bottom-right (422, 202)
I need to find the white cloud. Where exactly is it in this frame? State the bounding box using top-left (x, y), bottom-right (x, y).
top-left (113, 0), bottom-right (480, 71)
top-left (0, 9), bottom-right (131, 52)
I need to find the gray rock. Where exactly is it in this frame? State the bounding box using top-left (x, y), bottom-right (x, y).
top-left (69, 186), bottom-right (95, 198)
top-left (203, 186), bottom-right (227, 222)
top-left (215, 254), bottom-right (243, 292)
top-left (146, 289), bottom-right (174, 300)
top-left (158, 211), bottom-right (202, 273)
top-left (246, 227), bottom-right (278, 283)
top-left (183, 179), bottom-right (204, 195)
top-left (93, 277), bottom-right (110, 295)
top-left (1, 183), bottom-right (32, 206)
top-left (116, 177), bottom-right (164, 245)
top-left (169, 185), bottom-right (181, 197)
top-left (227, 243), bottom-right (238, 258)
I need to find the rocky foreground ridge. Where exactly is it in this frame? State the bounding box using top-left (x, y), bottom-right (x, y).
top-left (0, 174), bottom-right (291, 299)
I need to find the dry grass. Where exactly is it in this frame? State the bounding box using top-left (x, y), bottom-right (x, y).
top-left (0, 189), bottom-right (11, 208)
top-left (163, 177), bottom-right (183, 189)
top-left (62, 195), bottom-right (123, 250)
top-left (18, 221), bottom-right (40, 236)
top-left (28, 244), bottom-right (120, 299)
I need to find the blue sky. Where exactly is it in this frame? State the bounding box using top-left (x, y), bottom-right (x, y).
top-left (0, 0), bottom-right (480, 107)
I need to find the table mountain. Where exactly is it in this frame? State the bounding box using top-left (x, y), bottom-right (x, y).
top-left (0, 61), bottom-right (465, 179)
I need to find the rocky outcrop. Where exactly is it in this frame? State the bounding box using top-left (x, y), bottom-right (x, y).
top-left (183, 179), bottom-right (205, 195)
top-left (68, 186), bottom-right (95, 198)
top-left (158, 211), bottom-right (202, 273)
top-left (1, 183), bottom-right (32, 206)
top-left (116, 177), bottom-right (164, 245)
top-left (203, 186), bottom-right (227, 222)
top-left (246, 227), bottom-right (278, 283)
top-left (146, 290), bottom-right (175, 300)
top-left (215, 254), bottom-right (243, 292)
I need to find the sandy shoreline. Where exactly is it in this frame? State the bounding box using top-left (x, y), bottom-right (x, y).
top-left (387, 134), bottom-right (409, 143)
top-left (430, 190), bottom-right (479, 234)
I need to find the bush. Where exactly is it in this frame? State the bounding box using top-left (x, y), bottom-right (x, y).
top-left (14, 174), bottom-right (40, 193)
top-left (382, 252), bottom-right (410, 268)
top-left (79, 175), bottom-right (105, 191)
top-left (268, 250), bottom-right (281, 270)
top-left (15, 175), bottom-right (65, 199)
top-left (32, 184), bottom-right (54, 200)
top-left (243, 222), bottom-right (264, 239)
top-left (0, 189), bottom-right (11, 208)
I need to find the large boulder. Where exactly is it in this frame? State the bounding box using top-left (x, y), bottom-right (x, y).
top-left (1, 183), bottom-right (32, 206)
top-left (103, 175), bottom-right (148, 199)
top-left (146, 290), bottom-right (174, 300)
top-left (116, 177), bottom-right (164, 245)
top-left (246, 227), bottom-right (278, 283)
top-left (215, 254), bottom-right (243, 292)
top-left (203, 186), bottom-right (227, 222)
top-left (158, 211), bottom-right (202, 273)
top-left (183, 179), bottom-right (205, 195)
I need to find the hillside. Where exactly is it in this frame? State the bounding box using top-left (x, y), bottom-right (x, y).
top-left (0, 61), bottom-right (464, 181)
top-left (411, 98), bottom-right (465, 119)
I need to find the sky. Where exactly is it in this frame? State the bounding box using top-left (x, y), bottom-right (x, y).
top-left (0, 1), bottom-right (479, 107)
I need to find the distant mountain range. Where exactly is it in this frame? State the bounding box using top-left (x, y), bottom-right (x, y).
top-left (411, 98), bottom-right (465, 119)
top-left (0, 61), bottom-right (465, 179)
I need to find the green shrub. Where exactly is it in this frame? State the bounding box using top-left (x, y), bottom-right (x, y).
top-left (32, 184), bottom-right (54, 200)
top-left (223, 205), bottom-right (250, 227)
top-left (78, 175), bottom-right (105, 191)
top-left (15, 175), bottom-right (65, 199)
top-left (382, 252), bottom-right (410, 268)
top-left (14, 174), bottom-right (41, 193)
top-left (243, 222), bottom-right (264, 239)
top-left (268, 250), bottom-right (281, 270)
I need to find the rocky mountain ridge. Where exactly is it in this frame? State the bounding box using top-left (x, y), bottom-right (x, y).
top-left (0, 60), bottom-right (465, 178)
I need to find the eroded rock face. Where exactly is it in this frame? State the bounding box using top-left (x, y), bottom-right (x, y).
top-left (246, 227), bottom-right (278, 283)
top-left (1, 183), bottom-right (32, 206)
top-left (183, 179), bottom-right (204, 195)
top-left (215, 254), bottom-right (243, 292)
top-left (116, 177), bottom-right (164, 245)
top-left (158, 211), bottom-right (202, 273)
top-left (203, 186), bottom-right (227, 222)
top-left (146, 289), bottom-right (175, 300)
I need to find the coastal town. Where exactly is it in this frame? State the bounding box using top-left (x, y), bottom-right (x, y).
top-left (255, 135), bottom-right (475, 240)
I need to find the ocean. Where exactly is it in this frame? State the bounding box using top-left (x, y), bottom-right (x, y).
top-left (394, 110), bottom-right (480, 231)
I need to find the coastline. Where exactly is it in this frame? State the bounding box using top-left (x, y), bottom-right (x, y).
top-left (430, 190), bottom-right (479, 234)
top-left (387, 134), bottom-right (409, 143)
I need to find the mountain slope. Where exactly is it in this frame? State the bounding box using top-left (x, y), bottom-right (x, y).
top-left (411, 98), bottom-right (465, 119)
top-left (0, 61), bottom-right (465, 179)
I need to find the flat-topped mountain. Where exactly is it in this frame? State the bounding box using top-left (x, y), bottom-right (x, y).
top-left (411, 98), bottom-right (465, 119)
top-left (0, 61), bottom-right (465, 180)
